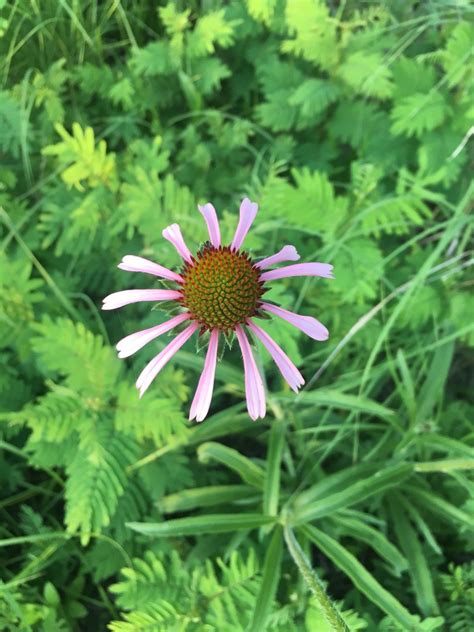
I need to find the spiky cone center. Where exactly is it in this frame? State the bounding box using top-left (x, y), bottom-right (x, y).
top-left (180, 244), bottom-right (264, 331)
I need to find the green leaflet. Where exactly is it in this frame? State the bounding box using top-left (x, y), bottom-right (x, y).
top-left (127, 513), bottom-right (276, 537)
top-left (159, 485), bottom-right (256, 513)
top-left (391, 92), bottom-right (450, 138)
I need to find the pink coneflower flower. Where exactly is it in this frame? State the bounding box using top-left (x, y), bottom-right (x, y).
top-left (102, 199), bottom-right (333, 421)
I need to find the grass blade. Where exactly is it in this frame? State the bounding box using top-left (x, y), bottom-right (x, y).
top-left (127, 513), bottom-right (275, 537)
top-left (197, 442), bottom-right (265, 488)
top-left (330, 514), bottom-right (408, 576)
top-left (406, 486), bottom-right (473, 530)
top-left (158, 485), bottom-right (257, 514)
top-left (286, 389), bottom-right (395, 420)
top-left (302, 525), bottom-right (419, 630)
top-left (263, 421), bottom-right (285, 516)
top-left (248, 526), bottom-right (283, 632)
top-left (293, 463), bottom-right (414, 524)
top-left (389, 497), bottom-right (439, 616)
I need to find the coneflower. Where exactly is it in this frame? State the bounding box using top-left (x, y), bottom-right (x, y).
top-left (102, 199), bottom-right (333, 421)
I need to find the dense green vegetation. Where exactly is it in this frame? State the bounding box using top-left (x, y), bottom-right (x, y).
top-left (1, 1), bottom-right (473, 630)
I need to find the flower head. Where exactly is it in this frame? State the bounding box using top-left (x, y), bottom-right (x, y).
top-left (102, 199), bottom-right (333, 421)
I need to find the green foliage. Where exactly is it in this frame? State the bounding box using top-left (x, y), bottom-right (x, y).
top-left (32, 317), bottom-right (121, 397)
top-left (438, 563), bottom-right (474, 632)
top-left (65, 420), bottom-right (139, 545)
top-left (391, 92), bottom-right (450, 138)
top-left (42, 123), bottom-right (117, 191)
top-left (0, 90), bottom-right (21, 156)
top-left (442, 22), bottom-right (474, 87)
top-left (109, 549), bottom-right (262, 631)
top-left (337, 51), bottom-right (393, 99)
top-left (282, 0), bottom-right (338, 69)
top-left (0, 1), bottom-right (472, 630)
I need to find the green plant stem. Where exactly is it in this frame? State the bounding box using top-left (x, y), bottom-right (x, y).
top-left (284, 524), bottom-right (349, 632)
top-left (0, 206), bottom-right (81, 321)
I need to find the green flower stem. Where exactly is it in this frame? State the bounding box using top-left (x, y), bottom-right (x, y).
top-left (284, 524), bottom-right (349, 632)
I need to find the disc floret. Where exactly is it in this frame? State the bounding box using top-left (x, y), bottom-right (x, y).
top-left (180, 244), bottom-right (264, 332)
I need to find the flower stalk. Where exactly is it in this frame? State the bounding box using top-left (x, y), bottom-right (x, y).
top-left (284, 524), bottom-right (349, 632)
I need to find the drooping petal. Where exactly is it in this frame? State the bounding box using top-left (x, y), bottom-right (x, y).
top-left (116, 312), bottom-right (190, 359)
top-left (118, 255), bottom-right (183, 283)
top-left (189, 330), bottom-right (219, 422)
top-left (162, 223), bottom-right (193, 263)
top-left (198, 203), bottom-right (221, 248)
top-left (231, 198), bottom-right (258, 251)
top-left (247, 320), bottom-right (304, 392)
top-left (235, 325), bottom-right (266, 420)
top-left (102, 289), bottom-right (182, 310)
top-left (254, 245), bottom-right (300, 269)
top-left (261, 302), bottom-right (328, 341)
top-left (136, 322), bottom-right (199, 397)
top-left (259, 262), bottom-right (334, 282)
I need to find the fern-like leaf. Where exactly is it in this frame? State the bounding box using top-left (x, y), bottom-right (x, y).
top-left (65, 420), bottom-right (139, 545)
top-left (391, 92), bottom-right (450, 138)
top-left (32, 317), bottom-right (121, 399)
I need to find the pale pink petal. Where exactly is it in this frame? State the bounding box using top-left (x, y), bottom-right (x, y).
top-left (189, 330), bottom-right (219, 422)
top-left (198, 203), bottom-right (221, 248)
top-left (261, 302), bottom-right (329, 341)
top-left (247, 320), bottom-right (304, 392)
top-left (116, 312), bottom-right (190, 359)
top-left (136, 322), bottom-right (199, 397)
top-left (102, 289), bottom-right (182, 310)
top-left (118, 255), bottom-right (183, 283)
top-left (254, 245), bottom-right (300, 269)
top-left (260, 262), bottom-right (334, 282)
top-left (231, 198), bottom-right (258, 251)
top-left (162, 224), bottom-right (193, 263)
top-left (235, 325), bottom-right (266, 420)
